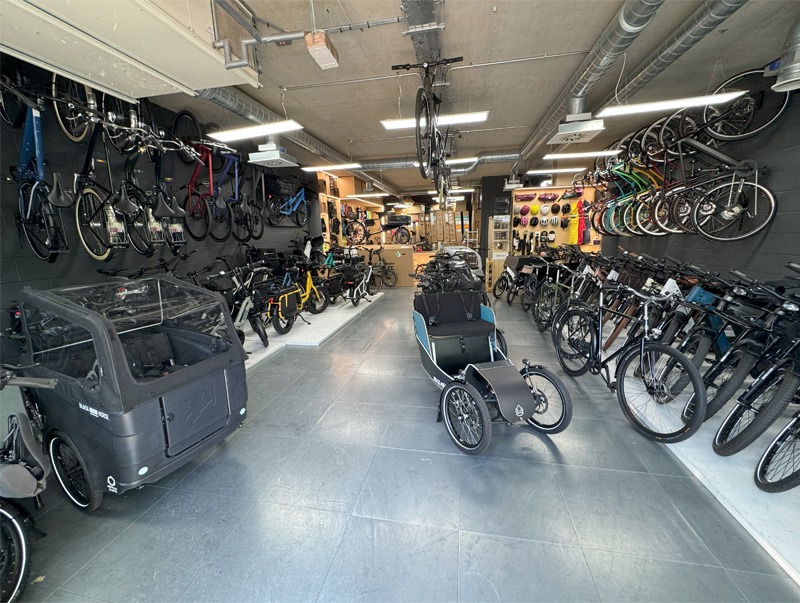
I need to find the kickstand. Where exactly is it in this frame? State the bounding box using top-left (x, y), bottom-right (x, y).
top-left (297, 313), bottom-right (311, 325)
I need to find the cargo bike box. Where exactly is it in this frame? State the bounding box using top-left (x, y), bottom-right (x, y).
top-left (16, 276), bottom-right (247, 510)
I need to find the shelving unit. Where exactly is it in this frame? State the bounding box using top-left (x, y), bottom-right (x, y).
top-left (510, 185), bottom-right (596, 253)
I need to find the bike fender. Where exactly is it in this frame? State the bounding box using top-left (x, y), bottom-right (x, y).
top-left (464, 361), bottom-right (536, 423)
top-left (737, 361), bottom-right (791, 404)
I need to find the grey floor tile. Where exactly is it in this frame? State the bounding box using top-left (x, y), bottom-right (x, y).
top-left (354, 448), bottom-right (461, 529)
top-left (318, 516), bottom-right (459, 602)
top-left (554, 465), bottom-right (716, 564)
top-left (17, 583), bottom-right (54, 603)
top-left (655, 475), bottom-right (787, 575)
top-left (379, 405), bottom-right (462, 454)
top-left (459, 532), bottom-right (599, 602)
top-left (459, 457), bottom-right (579, 545)
top-left (250, 393), bottom-right (334, 438)
top-left (614, 423), bottom-right (694, 477)
top-left (263, 439), bottom-right (376, 513)
top-left (546, 418), bottom-right (649, 472)
top-left (44, 591), bottom-right (113, 602)
top-left (584, 549), bottom-right (747, 602)
top-left (357, 354), bottom-right (431, 378)
top-left (308, 402), bottom-right (395, 446)
top-left (28, 485), bottom-right (168, 590)
top-left (333, 372), bottom-right (439, 407)
top-left (61, 490), bottom-right (249, 602)
top-left (478, 422), bottom-right (551, 463)
top-left (727, 568), bottom-right (800, 602)
top-left (178, 502), bottom-right (349, 602)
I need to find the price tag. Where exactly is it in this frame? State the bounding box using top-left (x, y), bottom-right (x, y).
top-left (521, 265), bottom-right (534, 274)
top-left (660, 278), bottom-right (682, 297)
top-left (608, 269), bottom-right (619, 281)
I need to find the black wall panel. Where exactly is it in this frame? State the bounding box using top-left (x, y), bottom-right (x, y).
top-left (601, 94), bottom-right (800, 281)
top-left (0, 65), bottom-right (318, 362)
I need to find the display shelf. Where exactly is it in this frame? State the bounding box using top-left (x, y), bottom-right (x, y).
top-left (510, 186), bottom-right (595, 253)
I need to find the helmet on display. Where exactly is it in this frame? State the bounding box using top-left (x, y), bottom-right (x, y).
top-left (561, 217), bottom-right (570, 228)
top-left (548, 230), bottom-right (556, 242)
top-left (520, 216), bottom-right (528, 226)
top-left (513, 216), bottom-right (521, 227)
top-left (530, 204), bottom-right (539, 215)
top-left (513, 204), bottom-right (522, 214)
top-left (561, 202), bottom-right (571, 215)
top-left (520, 204), bottom-right (530, 216)
top-left (530, 216), bottom-right (539, 227)
top-left (540, 204), bottom-right (550, 216)
top-left (551, 203), bottom-right (560, 214)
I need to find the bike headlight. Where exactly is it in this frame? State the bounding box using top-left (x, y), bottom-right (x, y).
top-left (782, 301), bottom-right (799, 312)
top-left (732, 286), bottom-right (748, 297)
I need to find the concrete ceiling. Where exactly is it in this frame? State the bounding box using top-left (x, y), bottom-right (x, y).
top-left (151, 0), bottom-right (799, 194)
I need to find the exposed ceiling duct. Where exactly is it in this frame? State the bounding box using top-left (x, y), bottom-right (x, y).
top-left (596, 0), bottom-right (750, 108)
top-left (355, 152), bottom-right (520, 176)
top-left (196, 86), bottom-right (400, 196)
top-left (400, 0), bottom-right (441, 63)
top-left (513, 0), bottom-right (665, 172)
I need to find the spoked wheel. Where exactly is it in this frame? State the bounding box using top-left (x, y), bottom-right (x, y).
top-left (101, 93), bottom-right (136, 153)
top-left (495, 329), bottom-right (508, 357)
top-left (266, 195), bottom-right (284, 225)
top-left (49, 431), bottom-right (103, 511)
top-left (755, 411), bottom-right (800, 493)
top-left (230, 203), bottom-right (251, 242)
top-left (22, 182), bottom-right (58, 263)
top-left (521, 365), bottom-right (573, 434)
top-left (183, 192), bottom-right (209, 240)
top-left (0, 499), bottom-right (31, 603)
top-left (554, 309), bottom-right (595, 377)
top-left (616, 342), bottom-right (706, 443)
top-left (51, 73), bottom-right (91, 142)
top-left (393, 227), bottom-right (411, 245)
top-left (381, 268), bottom-right (398, 287)
top-left (415, 88), bottom-right (433, 179)
top-left (74, 186), bottom-right (111, 261)
top-left (492, 275), bottom-right (509, 299)
top-left (703, 68), bottom-right (790, 141)
top-left (294, 197), bottom-right (309, 226)
top-left (532, 282), bottom-right (557, 332)
top-left (171, 110), bottom-right (202, 165)
top-left (272, 312), bottom-right (295, 335)
top-left (124, 202), bottom-right (153, 257)
top-left (713, 369), bottom-right (800, 457)
top-left (306, 287), bottom-right (330, 314)
top-left (367, 273), bottom-right (383, 295)
top-left (344, 220), bottom-right (366, 244)
top-left (440, 381), bottom-right (491, 455)
top-left (690, 180), bottom-right (776, 243)
top-left (208, 200), bottom-right (232, 242)
top-left (248, 196), bottom-right (265, 240)
top-left (703, 349), bottom-right (758, 421)
top-left (249, 315), bottom-right (269, 347)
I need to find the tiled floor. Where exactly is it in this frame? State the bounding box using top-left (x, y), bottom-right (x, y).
top-left (16, 287), bottom-right (800, 602)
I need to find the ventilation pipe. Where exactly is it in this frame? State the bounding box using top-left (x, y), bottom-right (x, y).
top-left (354, 152), bottom-right (521, 176)
top-left (513, 0), bottom-right (664, 172)
top-left (196, 87), bottom-right (400, 196)
top-left (773, 12), bottom-right (800, 92)
top-left (597, 0), bottom-right (750, 108)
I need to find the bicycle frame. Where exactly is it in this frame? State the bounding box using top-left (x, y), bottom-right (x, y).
top-left (277, 188), bottom-right (305, 216)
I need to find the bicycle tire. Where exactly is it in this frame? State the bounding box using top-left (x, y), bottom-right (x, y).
top-left (272, 312), bottom-right (294, 335)
top-left (506, 286), bottom-right (517, 305)
top-left (415, 87), bottom-right (433, 179)
top-left (554, 308), bottom-right (595, 377)
top-left (182, 191), bottom-right (209, 240)
top-left (690, 180), bottom-right (776, 243)
top-left (171, 110), bottom-right (202, 165)
top-left (367, 273), bottom-right (383, 295)
top-left (703, 68), bottom-right (790, 141)
top-left (249, 315), bottom-right (269, 348)
top-left (294, 197), bottom-right (309, 226)
top-left (393, 226), bottom-right (411, 245)
top-left (0, 499), bottom-right (31, 603)
top-left (75, 186), bottom-right (111, 261)
top-left (0, 76), bottom-right (26, 128)
top-left (381, 268), bottom-right (398, 287)
top-left (49, 430), bottom-right (103, 511)
top-left (713, 369), bottom-right (800, 456)
top-left (22, 181), bottom-right (58, 263)
top-left (101, 93), bottom-right (136, 153)
top-left (672, 332), bottom-right (713, 394)
top-left (265, 195), bottom-right (284, 225)
top-left (440, 380), bottom-right (492, 455)
top-left (306, 286), bottom-right (329, 314)
top-left (492, 275), bottom-right (509, 299)
top-left (532, 282), bottom-right (556, 332)
top-left (230, 202), bottom-right (251, 242)
top-left (51, 73), bottom-right (90, 142)
top-left (248, 194), bottom-right (265, 240)
top-left (521, 281), bottom-right (535, 312)
top-left (495, 329), bottom-right (508, 357)
top-left (704, 349), bottom-right (758, 421)
top-left (124, 190), bottom-right (153, 256)
top-left (616, 342), bottom-right (707, 443)
top-left (344, 220), bottom-right (366, 244)
top-left (755, 412), bottom-right (800, 493)
top-left (208, 201), bottom-right (232, 242)
top-left (521, 365), bottom-right (573, 434)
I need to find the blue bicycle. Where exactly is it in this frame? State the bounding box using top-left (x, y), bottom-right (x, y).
top-left (266, 186), bottom-right (310, 226)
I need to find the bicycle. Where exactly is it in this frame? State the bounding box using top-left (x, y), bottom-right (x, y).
top-left (266, 185), bottom-right (311, 226)
top-left (365, 245), bottom-right (399, 288)
top-left (391, 56), bottom-right (463, 196)
top-left (207, 151), bottom-right (248, 243)
top-left (2, 78), bottom-right (72, 262)
top-left (180, 140), bottom-right (235, 241)
top-left (755, 406), bottom-right (800, 493)
top-left (344, 214), bottom-right (412, 245)
top-left (554, 283), bottom-right (707, 443)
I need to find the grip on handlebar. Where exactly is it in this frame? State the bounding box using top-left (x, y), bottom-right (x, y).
top-left (786, 262), bottom-right (800, 275)
top-left (730, 269), bottom-right (753, 284)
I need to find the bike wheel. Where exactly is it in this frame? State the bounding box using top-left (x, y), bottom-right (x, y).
top-left (521, 365), bottom-right (573, 434)
top-left (22, 182), bottom-right (58, 262)
top-left (266, 195), bottom-right (284, 225)
top-left (521, 283), bottom-right (534, 313)
top-left (51, 73), bottom-right (90, 142)
top-left (294, 197), bottom-right (309, 226)
top-left (0, 499), bottom-right (31, 603)
top-left (49, 431), bottom-right (103, 511)
top-left (495, 329), bottom-right (508, 357)
top-left (344, 221), bottom-right (366, 244)
top-left (714, 369), bottom-right (800, 456)
top-left (532, 282), bottom-right (556, 332)
top-left (492, 275), bottom-right (509, 299)
top-left (704, 349), bottom-right (758, 421)
top-left (182, 192), bottom-right (209, 240)
top-left (171, 110), bottom-right (202, 165)
top-left (616, 342), bottom-right (706, 443)
top-left (381, 268), bottom-right (398, 287)
top-left (101, 93), bottom-right (136, 153)
top-left (306, 286), bottom-right (330, 314)
top-left (249, 315), bottom-right (269, 348)
top-left (755, 412), bottom-right (800, 493)
top-left (394, 227), bottom-right (411, 245)
top-left (124, 192), bottom-right (153, 257)
top-left (440, 381), bottom-right (491, 455)
top-left (415, 88), bottom-right (433, 179)
top-left (272, 312), bottom-right (295, 335)
top-left (690, 180), bottom-right (776, 243)
top-left (703, 69), bottom-right (790, 141)
top-left (75, 186), bottom-right (111, 261)
top-left (367, 273), bottom-right (383, 295)
top-left (248, 194), bottom-right (265, 240)
top-left (208, 201), bottom-right (232, 242)
top-left (554, 309), bottom-right (595, 377)
top-left (230, 203), bottom-right (251, 242)
top-left (506, 286), bottom-right (517, 305)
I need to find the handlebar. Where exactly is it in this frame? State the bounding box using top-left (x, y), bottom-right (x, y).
top-left (390, 56), bottom-right (463, 71)
top-left (0, 365), bottom-right (57, 391)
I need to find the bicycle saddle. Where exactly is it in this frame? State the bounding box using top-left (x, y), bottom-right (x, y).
top-left (114, 186), bottom-right (140, 215)
top-left (153, 192), bottom-right (175, 219)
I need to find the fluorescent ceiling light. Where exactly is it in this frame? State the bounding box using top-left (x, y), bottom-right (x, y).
top-left (543, 150), bottom-right (621, 160)
top-left (394, 203), bottom-right (411, 209)
top-left (206, 120), bottom-right (303, 143)
top-left (346, 193), bottom-right (389, 198)
top-left (301, 163), bottom-right (361, 172)
top-left (427, 188), bottom-right (473, 195)
top-left (596, 91), bottom-right (747, 118)
top-left (527, 167), bottom-right (588, 174)
top-left (381, 111), bottom-right (488, 130)
top-left (446, 195), bottom-right (465, 201)
top-left (445, 157), bottom-right (478, 165)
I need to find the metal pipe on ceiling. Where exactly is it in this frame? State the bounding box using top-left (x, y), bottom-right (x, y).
top-left (196, 86), bottom-right (400, 196)
top-left (597, 0), bottom-right (750, 108)
top-left (354, 152), bottom-right (520, 176)
top-left (513, 0), bottom-right (665, 172)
